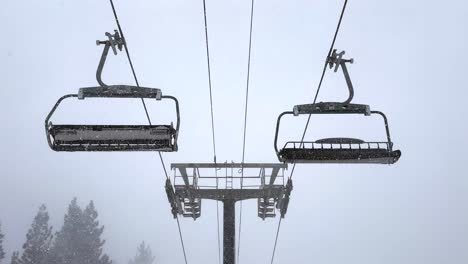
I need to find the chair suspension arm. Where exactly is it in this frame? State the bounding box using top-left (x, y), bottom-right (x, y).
top-left (95, 30), bottom-right (124, 88)
top-left (96, 43), bottom-right (111, 88)
top-left (327, 49), bottom-right (355, 104)
top-left (339, 60), bottom-right (354, 104)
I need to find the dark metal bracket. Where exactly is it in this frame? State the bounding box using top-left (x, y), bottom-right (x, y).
top-left (278, 178), bottom-right (293, 218)
top-left (165, 179), bottom-right (183, 219)
top-left (95, 30), bottom-right (125, 88)
top-left (327, 49), bottom-right (355, 104)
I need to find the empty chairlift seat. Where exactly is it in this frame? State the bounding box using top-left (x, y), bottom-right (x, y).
top-left (45, 86), bottom-right (180, 152)
top-left (274, 102), bottom-right (401, 164)
top-left (45, 30), bottom-right (181, 152)
top-left (274, 49), bottom-right (401, 164)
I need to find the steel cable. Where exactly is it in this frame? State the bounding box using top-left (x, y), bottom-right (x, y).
top-left (270, 1), bottom-right (349, 263)
top-left (237, 0), bottom-right (256, 263)
top-left (201, 0), bottom-right (222, 263)
top-left (109, 1), bottom-right (189, 263)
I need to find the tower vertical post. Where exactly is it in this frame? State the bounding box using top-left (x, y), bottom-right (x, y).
top-left (223, 199), bottom-right (236, 264)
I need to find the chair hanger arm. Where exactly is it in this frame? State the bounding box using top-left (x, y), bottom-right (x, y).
top-left (95, 30), bottom-right (124, 88)
top-left (327, 49), bottom-right (355, 104)
top-left (96, 43), bottom-right (111, 88)
top-left (339, 60), bottom-right (354, 104)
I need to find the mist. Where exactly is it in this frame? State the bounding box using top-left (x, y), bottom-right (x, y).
top-left (1, 0), bottom-right (468, 263)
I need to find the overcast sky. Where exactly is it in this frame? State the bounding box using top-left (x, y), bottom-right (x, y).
top-left (1, 0), bottom-right (468, 263)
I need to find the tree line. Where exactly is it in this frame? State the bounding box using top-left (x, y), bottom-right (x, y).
top-left (0, 199), bottom-right (155, 264)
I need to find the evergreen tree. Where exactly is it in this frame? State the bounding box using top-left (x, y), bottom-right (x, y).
top-left (128, 242), bottom-right (155, 264)
top-left (10, 252), bottom-right (20, 264)
top-left (52, 198), bottom-right (112, 264)
top-left (82, 201), bottom-right (111, 264)
top-left (50, 197), bottom-right (83, 264)
top-left (0, 223), bottom-right (5, 262)
top-left (20, 205), bottom-right (53, 264)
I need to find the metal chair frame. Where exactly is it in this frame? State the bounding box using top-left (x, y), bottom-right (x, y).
top-left (45, 31), bottom-right (180, 152)
top-left (273, 50), bottom-right (400, 164)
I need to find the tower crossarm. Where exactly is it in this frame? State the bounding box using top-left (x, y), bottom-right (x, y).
top-left (174, 185), bottom-right (285, 202)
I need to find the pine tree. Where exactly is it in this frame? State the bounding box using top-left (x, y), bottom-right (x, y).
top-left (82, 201), bottom-right (111, 264)
top-left (50, 197), bottom-right (83, 264)
top-left (0, 223), bottom-right (5, 262)
top-left (20, 205), bottom-right (53, 264)
top-left (128, 242), bottom-right (155, 264)
top-left (10, 252), bottom-right (20, 264)
top-left (51, 198), bottom-right (112, 264)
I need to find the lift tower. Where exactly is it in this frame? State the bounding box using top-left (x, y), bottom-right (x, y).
top-left (165, 162), bottom-right (293, 264)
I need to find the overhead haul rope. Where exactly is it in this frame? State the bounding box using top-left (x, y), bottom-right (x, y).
top-left (108, 1), bottom-right (189, 263)
top-left (237, 0), bottom-right (256, 263)
top-left (201, 0), bottom-right (222, 263)
top-left (270, 1), bottom-right (349, 263)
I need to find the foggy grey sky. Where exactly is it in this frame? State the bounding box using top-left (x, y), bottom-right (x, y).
top-left (1, 0), bottom-right (468, 263)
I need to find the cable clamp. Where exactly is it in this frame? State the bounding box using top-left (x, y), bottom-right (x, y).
top-left (96, 30), bottom-right (124, 55)
top-left (327, 49), bottom-right (353, 71)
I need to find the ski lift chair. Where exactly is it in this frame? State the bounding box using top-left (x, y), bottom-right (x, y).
top-left (274, 50), bottom-right (401, 164)
top-left (45, 31), bottom-right (180, 152)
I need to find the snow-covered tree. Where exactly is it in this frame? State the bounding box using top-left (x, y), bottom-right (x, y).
top-left (20, 205), bottom-right (53, 264)
top-left (0, 223), bottom-right (5, 262)
top-left (51, 198), bottom-right (112, 264)
top-left (129, 242), bottom-right (155, 264)
top-left (10, 252), bottom-right (20, 264)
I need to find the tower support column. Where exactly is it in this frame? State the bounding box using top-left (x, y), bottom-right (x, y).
top-left (223, 199), bottom-right (236, 264)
